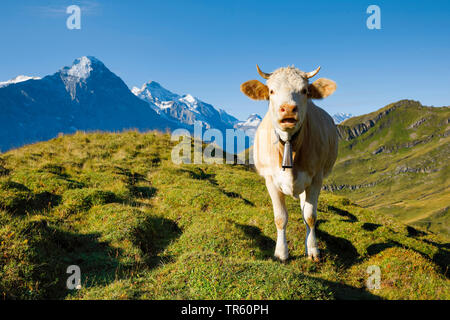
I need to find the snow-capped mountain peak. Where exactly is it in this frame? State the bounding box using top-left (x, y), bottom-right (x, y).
top-left (60, 56), bottom-right (103, 81)
top-left (57, 56), bottom-right (114, 100)
top-left (133, 80), bottom-right (239, 130)
top-left (332, 112), bottom-right (353, 124)
top-left (0, 75), bottom-right (41, 88)
top-left (131, 86), bottom-right (141, 95)
top-left (0, 56), bottom-right (177, 152)
top-left (132, 81), bottom-right (179, 103)
top-left (244, 113), bottom-right (262, 126)
top-left (181, 94), bottom-right (197, 104)
top-left (234, 113), bottom-right (262, 130)
top-left (68, 56), bottom-right (93, 79)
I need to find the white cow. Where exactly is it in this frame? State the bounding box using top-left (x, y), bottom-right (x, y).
top-left (241, 65), bottom-right (338, 261)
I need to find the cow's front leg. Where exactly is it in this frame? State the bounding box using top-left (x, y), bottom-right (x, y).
top-left (300, 176), bottom-right (322, 262)
top-left (265, 176), bottom-right (288, 261)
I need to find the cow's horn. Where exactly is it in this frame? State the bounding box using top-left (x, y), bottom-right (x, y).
top-left (305, 66), bottom-right (321, 79)
top-left (256, 64), bottom-right (272, 79)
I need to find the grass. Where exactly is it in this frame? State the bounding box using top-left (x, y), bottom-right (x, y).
top-left (0, 130), bottom-right (448, 300)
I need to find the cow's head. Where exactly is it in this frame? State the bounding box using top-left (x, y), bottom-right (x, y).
top-left (240, 65), bottom-right (336, 140)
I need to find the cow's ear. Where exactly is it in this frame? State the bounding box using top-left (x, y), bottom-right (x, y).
top-left (308, 78), bottom-right (336, 99)
top-left (240, 80), bottom-right (269, 100)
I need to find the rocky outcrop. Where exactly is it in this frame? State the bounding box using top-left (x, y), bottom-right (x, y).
top-left (337, 105), bottom-right (397, 140)
top-left (408, 117), bottom-right (428, 129)
top-left (337, 100), bottom-right (422, 141)
top-left (394, 166), bottom-right (437, 174)
top-left (322, 181), bottom-right (380, 191)
top-left (372, 134), bottom-right (436, 155)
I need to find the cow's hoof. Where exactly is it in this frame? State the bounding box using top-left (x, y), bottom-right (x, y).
top-left (274, 251), bottom-right (289, 262)
top-left (307, 248), bottom-right (321, 262)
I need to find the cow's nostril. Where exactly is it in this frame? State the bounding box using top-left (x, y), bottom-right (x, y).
top-left (293, 106), bottom-right (298, 112)
top-left (280, 107), bottom-right (285, 113)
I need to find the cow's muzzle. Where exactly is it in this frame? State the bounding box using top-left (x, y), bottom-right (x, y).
top-left (278, 104), bottom-right (298, 129)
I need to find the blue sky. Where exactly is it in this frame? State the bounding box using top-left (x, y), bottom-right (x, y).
top-left (0, 0), bottom-right (449, 120)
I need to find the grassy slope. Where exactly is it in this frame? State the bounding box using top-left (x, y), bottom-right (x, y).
top-left (0, 131), bottom-right (448, 300)
top-left (327, 100), bottom-right (450, 237)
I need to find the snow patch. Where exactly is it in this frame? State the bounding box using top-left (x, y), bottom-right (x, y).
top-left (332, 112), bottom-right (353, 124)
top-left (66, 56), bottom-right (93, 80)
top-left (0, 75), bottom-right (41, 88)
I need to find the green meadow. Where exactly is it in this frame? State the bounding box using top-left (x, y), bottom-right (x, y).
top-left (0, 130), bottom-right (448, 300)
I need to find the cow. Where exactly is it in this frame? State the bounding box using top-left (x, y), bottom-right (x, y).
top-left (240, 65), bottom-right (338, 262)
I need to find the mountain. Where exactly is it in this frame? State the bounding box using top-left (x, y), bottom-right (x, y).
top-left (332, 112), bottom-right (353, 124)
top-left (0, 75), bottom-right (41, 88)
top-left (0, 56), bottom-right (259, 154)
top-left (325, 100), bottom-right (450, 237)
top-left (234, 113), bottom-right (262, 146)
top-left (234, 113), bottom-right (262, 131)
top-left (0, 131), bottom-right (448, 299)
top-left (132, 81), bottom-right (239, 131)
top-left (0, 56), bottom-right (179, 153)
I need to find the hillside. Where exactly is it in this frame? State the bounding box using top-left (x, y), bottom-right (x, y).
top-left (326, 100), bottom-right (450, 237)
top-left (0, 131), bottom-right (448, 300)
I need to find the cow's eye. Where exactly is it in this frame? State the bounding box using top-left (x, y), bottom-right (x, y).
top-left (301, 88), bottom-right (308, 95)
top-left (269, 90), bottom-right (274, 95)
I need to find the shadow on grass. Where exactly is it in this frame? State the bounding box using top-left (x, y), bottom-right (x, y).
top-left (32, 191), bottom-right (62, 211)
top-left (314, 218), bottom-right (449, 278)
top-left (316, 220), bottom-right (360, 269)
top-left (308, 276), bottom-right (382, 300)
top-left (113, 165), bottom-right (158, 203)
top-left (367, 240), bottom-right (450, 279)
top-left (4, 214), bottom-right (182, 299)
top-left (422, 239), bottom-right (450, 250)
top-left (7, 220), bottom-right (121, 299)
top-left (233, 223), bottom-right (380, 299)
top-left (406, 225), bottom-right (427, 237)
top-left (128, 186), bottom-right (157, 199)
top-left (0, 181), bottom-right (62, 215)
top-left (114, 166), bottom-right (148, 185)
top-left (362, 223), bottom-right (382, 232)
top-left (328, 205), bottom-right (358, 223)
top-left (222, 191), bottom-right (254, 206)
top-left (180, 168), bottom-right (254, 206)
top-left (366, 240), bottom-right (404, 256)
top-left (132, 216), bottom-right (182, 268)
top-left (234, 220), bottom-right (361, 269)
top-left (0, 164), bottom-right (11, 176)
top-left (38, 164), bottom-right (86, 189)
top-left (234, 223), bottom-right (275, 259)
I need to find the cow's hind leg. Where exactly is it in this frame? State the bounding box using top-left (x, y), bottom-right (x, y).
top-left (300, 176), bottom-right (322, 262)
top-left (265, 177), bottom-right (289, 261)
